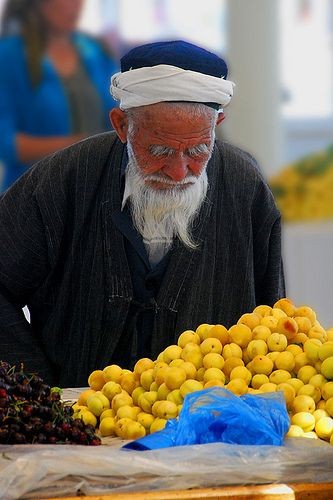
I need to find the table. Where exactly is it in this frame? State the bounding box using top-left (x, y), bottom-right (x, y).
top-left (45, 482), bottom-right (333, 499)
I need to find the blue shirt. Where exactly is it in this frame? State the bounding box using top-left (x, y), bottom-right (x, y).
top-left (0, 33), bottom-right (118, 191)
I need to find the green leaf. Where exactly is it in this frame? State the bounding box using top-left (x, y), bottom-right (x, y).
top-left (51, 386), bottom-right (63, 395)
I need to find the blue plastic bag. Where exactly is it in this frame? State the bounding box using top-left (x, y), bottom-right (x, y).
top-left (123, 387), bottom-right (290, 451)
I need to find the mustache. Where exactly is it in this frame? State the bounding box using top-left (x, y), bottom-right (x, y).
top-left (143, 173), bottom-right (199, 186)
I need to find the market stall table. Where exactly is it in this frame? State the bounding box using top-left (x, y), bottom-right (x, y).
top-left (1, 391), bottom-right (333, 499)
top-left (44, 482), bottom-right (333, 500)
top-left (1, 432), bottom-right (333, 499)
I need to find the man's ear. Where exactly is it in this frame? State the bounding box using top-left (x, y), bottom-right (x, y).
top-left (216, 112), bottom-right (225, 126)
top-left (109, 108), bottom-right (128, 143)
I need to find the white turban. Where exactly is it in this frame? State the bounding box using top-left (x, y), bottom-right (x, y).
top-left (110, 64), bottom-right (235, 110)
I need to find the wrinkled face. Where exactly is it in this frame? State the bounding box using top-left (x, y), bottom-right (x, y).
top-left (39, 0), bottom-right (84, 34)
top-left (126, 104), bottom-right (216, 191)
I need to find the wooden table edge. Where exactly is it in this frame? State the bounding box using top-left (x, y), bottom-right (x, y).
top-left (44, 481), bottom-right (333, 500)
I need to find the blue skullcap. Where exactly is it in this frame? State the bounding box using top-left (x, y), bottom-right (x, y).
top-left (111, 40), bottom-right (233, 111)
top-left (121, 40), bottom-right (228, 79)
top-left (120, 40), bottom-right (228, 109)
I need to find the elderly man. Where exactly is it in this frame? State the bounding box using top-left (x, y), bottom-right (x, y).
top-left (0, 41), bottom-right (285, 387)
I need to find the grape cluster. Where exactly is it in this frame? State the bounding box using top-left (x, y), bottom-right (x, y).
top-left (0, 361), bottom-right (101, 445)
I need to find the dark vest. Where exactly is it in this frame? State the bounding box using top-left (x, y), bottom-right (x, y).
top-left (111, 205), bottom-right (171, 368)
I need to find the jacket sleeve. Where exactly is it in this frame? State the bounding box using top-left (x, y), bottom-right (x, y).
top-left (0, 170), bottom-right (55, 381)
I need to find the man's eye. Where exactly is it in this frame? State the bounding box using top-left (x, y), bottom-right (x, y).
top-left (187, 151), bottom-right (203, 158)
top-left (149, 146), bottom-right (173, 157)
top-left (186, 145), bottom-right (210, 157)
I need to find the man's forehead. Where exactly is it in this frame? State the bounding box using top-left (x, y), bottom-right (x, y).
top-left (140, 101), bottom-right (212, 119)
top-left (137, 109), bottom-right (214, 139)
top-left (142, 128), bottom-right (213, 149)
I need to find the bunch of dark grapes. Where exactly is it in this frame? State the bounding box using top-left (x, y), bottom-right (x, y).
top-left (0, 361), bottom-right (101, 445)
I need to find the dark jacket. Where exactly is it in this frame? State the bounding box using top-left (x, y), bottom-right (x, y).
top-left (0, 132), bottom-right (285, 387)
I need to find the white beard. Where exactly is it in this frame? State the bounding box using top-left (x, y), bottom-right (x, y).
top-left (125, 142), bottom-right (209, 256)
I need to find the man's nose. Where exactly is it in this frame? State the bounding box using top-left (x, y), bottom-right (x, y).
top-left (161, 156), bottom-right (189, 182)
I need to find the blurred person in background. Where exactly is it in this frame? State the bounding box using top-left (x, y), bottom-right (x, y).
top-left (0, 40), bottom-right (285, 387)
top-left (0, 0), bottom-right (118, 192)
